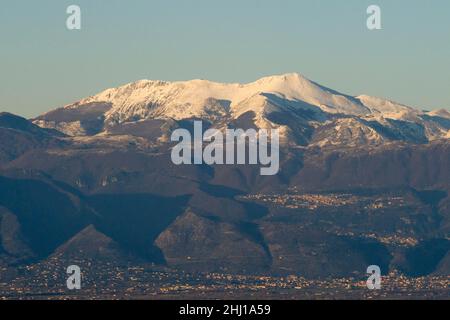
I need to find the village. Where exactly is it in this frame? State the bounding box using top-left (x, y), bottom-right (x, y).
top-left (1, 259), bottom-right (449, 300)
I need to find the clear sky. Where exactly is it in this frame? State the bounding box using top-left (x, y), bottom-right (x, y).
top-left (1, 0), bottom-right (449, 118)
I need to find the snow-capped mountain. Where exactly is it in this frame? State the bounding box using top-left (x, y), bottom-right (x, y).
top-left (2, 75), bottom-right (450, 281)
top-left (34, 73), bottom-right (450, 146)
top-left (66, 73), bottom-right (369, 120)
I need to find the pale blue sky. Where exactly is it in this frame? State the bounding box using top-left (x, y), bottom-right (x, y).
top-left (1, 0), bottom-right (449, 117)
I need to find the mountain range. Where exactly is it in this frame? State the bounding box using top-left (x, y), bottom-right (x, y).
top-left (0, 73), bottom-right (449, 278)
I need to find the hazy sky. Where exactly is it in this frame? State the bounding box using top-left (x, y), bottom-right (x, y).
top-left (1, 0), bottom-right (449, 118)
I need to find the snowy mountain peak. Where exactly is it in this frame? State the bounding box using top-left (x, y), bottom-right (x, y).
top-left (63, 73), bottom-right (371, 125)
top-left (253, 72), bottom-right (308, 86)
top-left (34, 73), bottom-right (449, 145)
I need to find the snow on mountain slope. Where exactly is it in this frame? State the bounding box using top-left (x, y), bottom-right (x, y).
top-left (64, 73), bottom-right (369, 125)
top-left (428, 109), bottom-right (450, 119)
top-left (311, 118), bottom-right (386, 148)
top-left (422, 109), bottom-right (450, 140)
top-left (348, 96), bottom-right (449, 142)
top-left (356, 97), bottom-right (450, 141)
top-left (33, 73), bottom-right (449, 146)
top-left (357, 95), bottom-right (418, 120)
